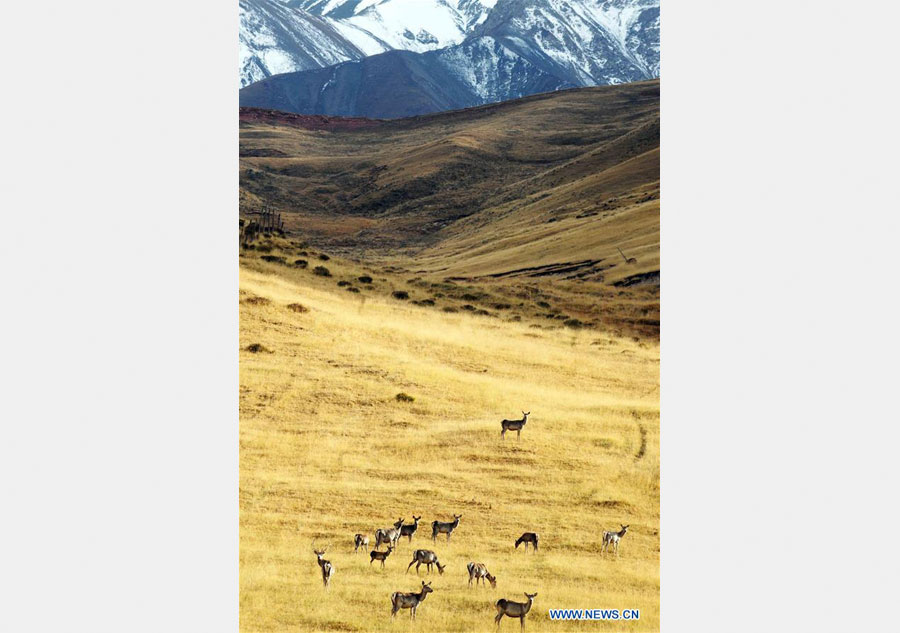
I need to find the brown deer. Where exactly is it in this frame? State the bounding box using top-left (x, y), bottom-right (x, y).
top-left (399, 516), bottom-right (422, 543)
top-left (601, 524), bottom-right (629, 556)
top-left (312, 541), bottom-right (334, 589)
top-left (467, 561), bottom-right (497, 588)
top-left (354, 533), bottom-right (370, 553)
top-left (495, 593), bottom-right (537, 630)
top-left (375, 518), bottom-right (404, 550)
top-left (501, 412), bottom-right (530, 440)
top-left (370, 543), bottom-right (395, 568)
top-left (390, 581), bottom-right (434, 620)
top-left (406, 549), bottom-right (446, 575)
top-left (515, 532), bottom-right (539, 552)
top-left (431, 514), bottom-right (462, 542)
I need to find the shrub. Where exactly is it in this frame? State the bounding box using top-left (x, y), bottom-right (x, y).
top-left (346, 287), bottom-right (360, 293)
top-left (414, 298), bottom-right (435, 306)
top-left (245, 343), bottom-right (272, 353)
top-left (392, 290), bottom-right (409, 300)
top-left (261, 255), bottom-right (286, 264)
top-left (287, 303), bottom-right (308, 313)
top-left (256, 244), bottom-right (273, 253)
top-left (442, 307), bottom-right (458, 313)
top-left (294, 259), bottom-right (308, 268)
top-left (358, 275), bottom-right (373, 284)
top-left (461, 304), bottom-right (476, 311)
top-left (241, 295), bottom-right (270, 306)
top-left (537, 300), bottom-right (551, 308)
top-left (337, 281), bottom-right (350, 287)
top-left (493, 303), bottom-right (511, 310)
top-left (474, 309), bottom-right (492, 316)
top-left (318, 254), bottom-right (330, 261)
top-left (564, 318), bottom-right (585, 329)
top-left (313, 266), bottom-right (331, 277)
top-left (395, 392), bottom-right (415, 403)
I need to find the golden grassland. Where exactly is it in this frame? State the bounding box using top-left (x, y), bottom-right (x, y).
top-left (240, 259), bottom-right (660, 632)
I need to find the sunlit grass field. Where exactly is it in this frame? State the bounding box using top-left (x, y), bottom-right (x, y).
top-left (240, 264), bottom-right (659, 632)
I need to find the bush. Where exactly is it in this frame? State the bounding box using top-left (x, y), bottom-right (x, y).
top-left (442, 306), bottom-right (458, 313)
top-left (392, 290), bottom-right (409, 300)
top-left (261, 255), bottom-right (286, 264)
top-left (493, 303), bottom-right (512, 310)
top-left (245, 343), bottom-right (272, 353)
top-left (241, 295), bottom-right (270, 306)
top-left (287, 303), bottom-right (308, 313)
top-left (395, 392), bottom-right (415, 403)
top-left (461, 304), bottom-right (476, 311)
top-left (337, 281), bottom-right (350, 287)
top-left (537, 300), bottom-right (551, 308)
top-left (318, 254), bottom-right (330, 261)
top-left (255, 244), bottom-right (273, 254)
top-left (414, 298), bottom-right (435, 306)
top-left (313, 266), bottom-right (331, 277)
top-left (294, 259), bottom-right (308, 268)
top-left (358, 275), bottom-right (373, 284)
top-left (564, 318), bottom-right (585, 329)
top-left (347, 287), bottom-right (360, 293)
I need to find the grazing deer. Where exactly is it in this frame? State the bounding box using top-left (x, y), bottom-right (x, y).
top-left (495, 593), bottom-right (537, 630)
top-left (370, 543), bottom-right (395, 568)
top-left (390, 581), bottom-right (433, 620)
top-left (400, 516), bottom-right (422, 543)
top-left (617, 247), bottom-right (637, 264)
top-left (375, 518), bottom-right (404, 550)
top-left (467, 562), bottom-right (497, 588)
top-left (431, 514), bottom-right (462, 542)
top-left (501, 412), bottom-right (530, 440)
top-left (406, 549), bottom-right (446, 575)
top-left (601, 524), bottom-right (629, 556)
top-left (312, 541), bottom-right (335, 589)
top-left (354, 533), bottom-right (370, 553)
top-left (515, 532), bottom-right (539, 552)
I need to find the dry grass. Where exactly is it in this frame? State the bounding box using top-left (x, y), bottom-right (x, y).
top-left (240, 265), bottom-right (659, 632)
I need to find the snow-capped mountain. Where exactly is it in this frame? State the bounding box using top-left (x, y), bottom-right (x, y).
top-left (240, 0), bottom-right (660, 116)
top-left (241, 0), bottom-right (499, 86)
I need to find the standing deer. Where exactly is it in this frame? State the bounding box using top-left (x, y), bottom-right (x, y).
top-left (354, 533), bottom-right (370, 553)
top-left (312, 541), bottom-right (335, 589)
top-left (601, 524), bottom-right (629, 556)
top-left (370, 543), bottom-right (395, 568)
top-left (400, 516), bottom-right (422, 543)
top-left (431, 514), bottom-right (462, 542)
top-left (501, 411), bottom-right (530, 440)
top-left (406, 549), bottom-right (446, 575)
top-left (390, 581), bottom-right (433, 620)
top-left (467, 562), bottom-right (497, 588)
top-left (515, 532), bottom-right (539, 552)
top-left (375, 518), bottom-right (404, 550)
top-left (495, 593), bottom-right (537, 630)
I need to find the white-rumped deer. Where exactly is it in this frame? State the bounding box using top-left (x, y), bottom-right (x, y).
top-left (406, 549), bottom-right (446, 575)
top-left (467, 562), bottom-right (497, 588)
top-left (400, 516), bottom-right (422, 543)
top-left (312, 541), bottom-right (335, 589)
top-left (431, 514), bottom-right (461, 542)
top-left (501, 411), bottom-right (530, 440)
top-left (370, 543), bottom-right (395, 568)
top-left (354, 533), bottom-right (369, 553)
top-left (375, 518), bottom-right (404, 550)
top-left (515, 532), bottom-right (539, 552)
top-left (390, 581), bottom-right (433, 620)
top-left (601, 524), bottom-right (629, 556)
top-left (495, 593), bottom-right (537, 630)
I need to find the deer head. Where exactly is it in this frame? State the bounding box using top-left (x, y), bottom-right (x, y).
top-left (421, 581), bottom-right (433, 595)
top-left (454, 514), bottom-right (462, 520)
top-left (525, 592), bottom-right (538, 600)
top-left (486, 573), bottom-right (497, 588)
top-left (412, 515), bottom-right (421, 523)
top-left (394, 518), bottom-right (404, 528)
top-left (435, 561), bottom-right (446, 575)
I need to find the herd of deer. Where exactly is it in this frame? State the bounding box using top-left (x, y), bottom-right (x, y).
top-left (307, 412), bottom-right (632, 629)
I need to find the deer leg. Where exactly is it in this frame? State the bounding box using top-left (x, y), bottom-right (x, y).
top-left (517, 429), bottom-right (521, 440)
top-left (406, 560), bottom-right (415, 573)
top-left (520, 615), bottom-right (525, 631)
top-left (495, 612), bottom-right (503, 627)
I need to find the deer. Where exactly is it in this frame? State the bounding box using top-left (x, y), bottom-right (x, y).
top-left (406, 549), bottom-right (446, 575)
top-left (467, 562), bottom-right (497, 588)
top-left (601, 524), bottom-right (629, 556)
top-left (375, 518), bottom-right (404, 550)
top-left (390, 581), bottom-right (433, 620)
top-left (617, 247), bottom-right (637, 264)
top-left (495, 593), bottom-right (537, 631)
top-left (312, 540), bottom-right (335, 589)
top-left (431, 514), bottom-right (462, 542)
top-left (354, 533), bottom-right (370, 553)
top-left (370, 543), bottom-right (395, 568)
top-left (399, 516), bottom-right (422, 543)
top-left (501, 411), bottom-right (530, 440)
top-left (515, 532), bottom-right (539, 552)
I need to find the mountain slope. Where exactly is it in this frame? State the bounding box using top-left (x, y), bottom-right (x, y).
top-left (240, 0), bottom-right (659, 116)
